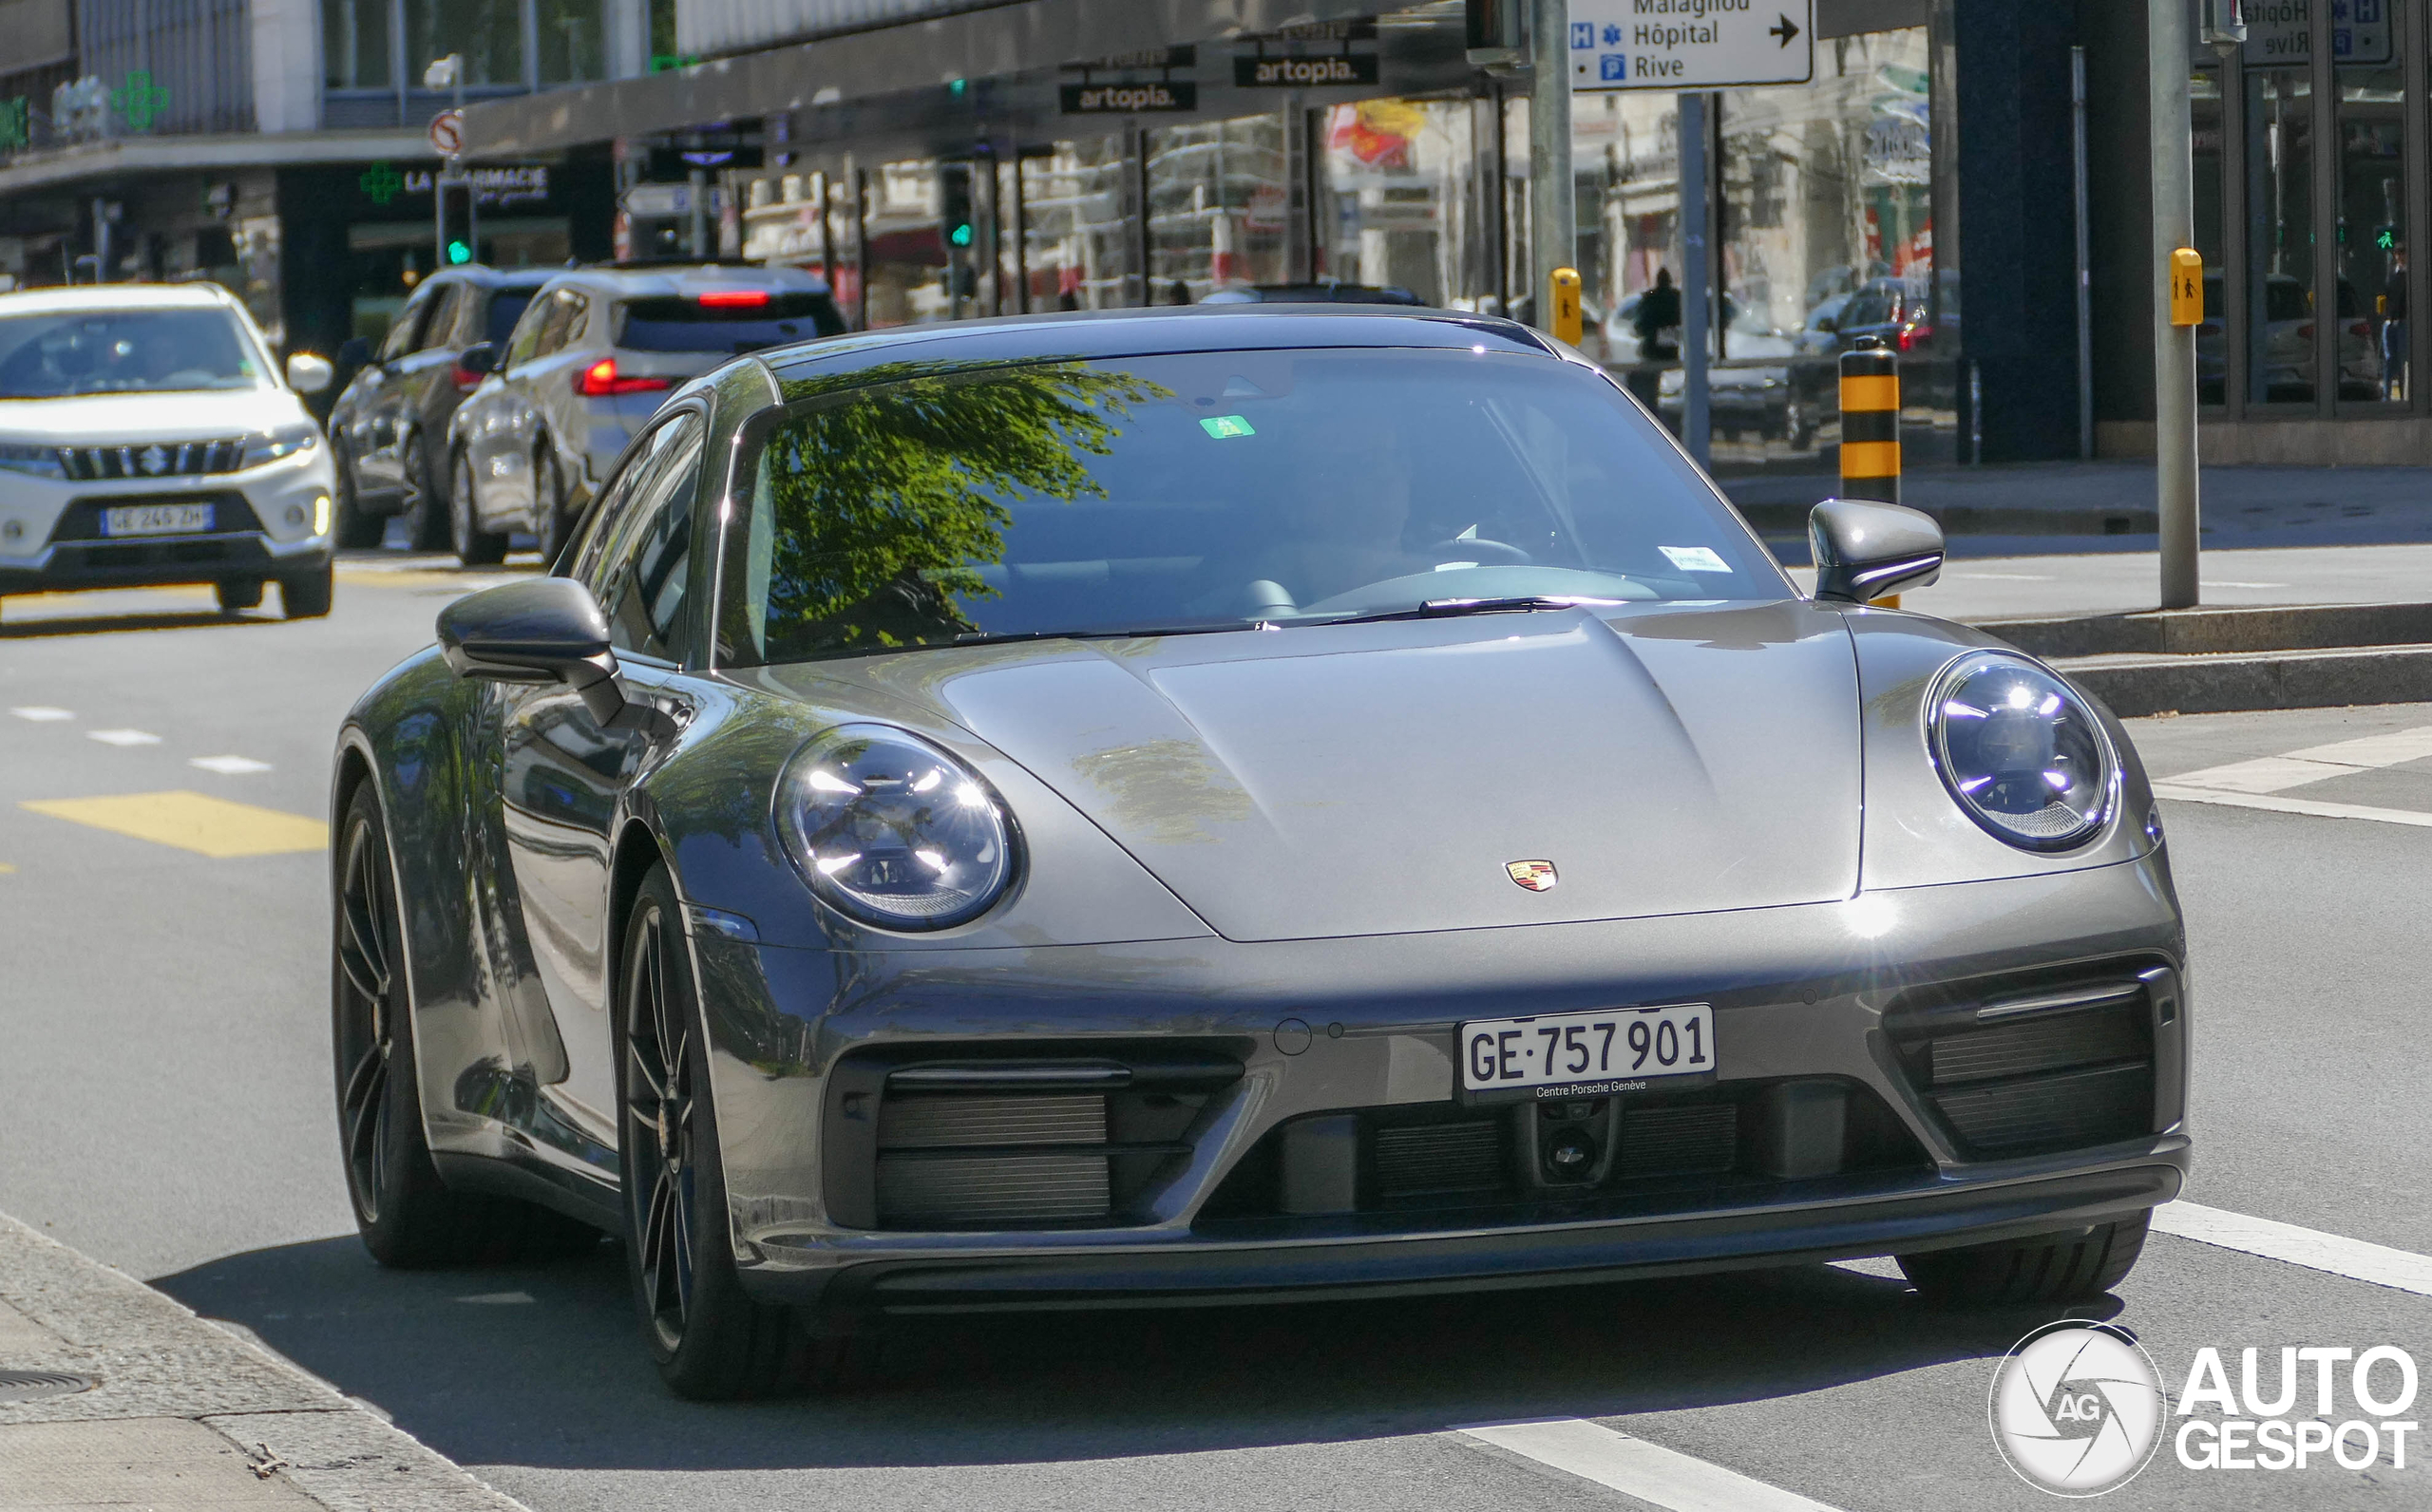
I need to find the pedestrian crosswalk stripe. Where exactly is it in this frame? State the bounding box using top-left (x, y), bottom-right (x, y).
top-left (20, 791), bottom-right (326, 858)
top-left (1457, 1418), bottom-right (1842, 1512)
top-left (2162, 725), bottom-right (2432, 795)
top-left (9, 707), bottom-right (72, 722)
top-left (2152, 784), bottom-right (2432, 829)
top-left (85, 728), bottom-right (161, 747)
top-left (2154, 1201), bottom-right (2432, 1299)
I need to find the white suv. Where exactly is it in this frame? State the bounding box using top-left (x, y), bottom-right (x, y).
top-left (0, 283), bottom-right (340, 617)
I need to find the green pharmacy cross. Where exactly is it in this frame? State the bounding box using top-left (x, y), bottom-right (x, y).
top-left (113, 71), bottom-right (168, 132)
top-left (0, 97), bottom-right (28, 151)
top-left (359, 161), bottom-right (406, 205)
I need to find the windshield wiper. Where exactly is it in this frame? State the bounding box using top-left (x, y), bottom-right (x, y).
top-left (1312, 595), bottom-right (1628, 627)
top-left (947, 621), bottom-right (1258, 647)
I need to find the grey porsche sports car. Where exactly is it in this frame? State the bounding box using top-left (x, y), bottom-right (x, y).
top-left (329, 307), bottom-right (2189, 1399)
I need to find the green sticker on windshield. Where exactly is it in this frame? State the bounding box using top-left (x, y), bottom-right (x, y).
top-left (1199, 414), bottom-right (1255, 439)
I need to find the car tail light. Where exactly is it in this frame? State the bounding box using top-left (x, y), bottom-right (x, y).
top-left (575, 357), bottom-right (673, 398)
top-left (696, 289), bottom-right (770, 309)
top-left (1895, 322), bottom-right (1931, 352)
top-left (450, 362), bottom-right (484, 393)
top-left (2298, 323), bottom-right (2315, 340)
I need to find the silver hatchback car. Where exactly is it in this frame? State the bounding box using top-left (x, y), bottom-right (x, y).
top-left (444, 263), bottom-right (844, 564)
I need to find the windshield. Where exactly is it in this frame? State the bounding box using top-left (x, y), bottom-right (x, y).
top-left (0, 307), bottom-right (265, 398)
top-left (727, 347), bottom-right (1785, 667)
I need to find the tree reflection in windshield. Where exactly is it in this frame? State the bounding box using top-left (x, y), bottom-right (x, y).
top-left (755, 361), bottom-right (1169, 654)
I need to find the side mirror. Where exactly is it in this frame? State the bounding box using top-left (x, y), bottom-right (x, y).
top-left (436, 577), bottom-right (626, 724)
top-left (456, 341), bottom-right (498, 378)
top-left (286, 352), bottom-right (333, 394)
top-left (1809, 498), bottom-right (1943, 604)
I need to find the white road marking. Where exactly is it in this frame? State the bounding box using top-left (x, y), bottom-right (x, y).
top-left (9, 707), bottom-right (72, 722)
top-left (2153, 784), bottom-right (2432, 827)
top-left (1457, 1418), bottom-right (1842, 1512)
top-left (2199, 579), bottom-right (2288, 589)
top-left (1953, 572), bottom-right (2055, 581)
top-left (189, 755), bottom-right (273, 775)
top-left (85, 728), bottom-right (162, 747)
top-left (2154, 1202), bottom-right (2432, 1299)
top-left (2163, 726), bottom-right (2432, 795)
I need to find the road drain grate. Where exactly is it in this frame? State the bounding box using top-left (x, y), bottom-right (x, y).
top-left (0, 1369), bottom-right (97, 1403)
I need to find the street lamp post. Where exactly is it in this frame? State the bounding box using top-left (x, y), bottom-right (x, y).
top-left (424, 54), bottom-right (466, 268)
top-left (1527, 0), bottom-right (1573, 331)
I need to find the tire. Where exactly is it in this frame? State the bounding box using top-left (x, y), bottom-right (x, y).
top-left (215, 577), bottom-right (264, 613)
top-left (618, 863), bottom-right (870, 1398)
top-left (1897, 1214), bottom-right (2151, 1307)
top-left (532, 445), bottom-right (574, 568)
top-left (333, 784), bottom-right (598, 1268)
top-left (399, 431), bottom-right (448, 552)
top-left (280, 567), bottom-right (334, 619)
top-left (449, 448), bottom-right (510, 567)
top-left (331, 441), bottom-right (385, 549)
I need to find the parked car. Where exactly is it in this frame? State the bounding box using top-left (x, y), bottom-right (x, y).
top-left (2251, 273), bottom-right (2380, 403)
top-left (0, 283), bottom-right (337, 617)
top-left (327, 266), bottom-right (555, 550)
top-left (332, 305), bottom-right (2187, 1399)
top-left (444, 263), bottom-right (845, 566)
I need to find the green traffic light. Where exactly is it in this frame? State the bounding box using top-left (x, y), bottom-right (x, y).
top-left (446, 240), bottom-right (472, 264)
top-left (949, 224), bottom-right (973, 248)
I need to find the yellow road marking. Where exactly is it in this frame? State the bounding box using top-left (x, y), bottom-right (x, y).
top-left (20, 791), bottom-right (327, 858)
top-left (0, 862), bottom-right (14, 874)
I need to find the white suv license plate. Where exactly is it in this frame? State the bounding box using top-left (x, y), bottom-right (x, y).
top-left (1460, 1003), bottom-right (1717, 1103)
top-left (101, 502), bottom-right (215, 538)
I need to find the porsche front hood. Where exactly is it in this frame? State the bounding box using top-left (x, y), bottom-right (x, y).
top-left (922, 600), bottom-right (1862, 943)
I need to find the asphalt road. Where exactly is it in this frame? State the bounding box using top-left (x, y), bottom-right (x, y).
top-left (3, 561), bottom-right (2431, 1511)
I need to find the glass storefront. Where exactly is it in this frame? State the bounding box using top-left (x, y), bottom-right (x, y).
top-left (1311, 97), bottom-right (1498, 308)
top-left (1147, 112), bottom-right (1293, 298)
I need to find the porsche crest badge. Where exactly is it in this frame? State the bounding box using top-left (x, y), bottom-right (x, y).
top-left (1506, 860), bottom-right (1558, 892)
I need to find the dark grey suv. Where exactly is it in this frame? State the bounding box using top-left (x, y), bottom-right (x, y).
top-left (326, 267), bottom-right (553, 548)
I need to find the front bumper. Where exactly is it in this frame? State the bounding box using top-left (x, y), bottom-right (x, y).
top-left (688, 851), bottom-right (2189, 1315)
top-left (0, 450), bottom-right (335, 594)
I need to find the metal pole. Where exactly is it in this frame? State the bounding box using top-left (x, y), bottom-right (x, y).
top-left (1679, 91), bottom-right (1711, 466)
top-left (1527, 0), bottom-right (1573, 329)
top-left (2074, 46), bottom-right (2094, 461)
top-left (2151, 0), bottom-right (2200, 609)
top-left (455, 71), bottom-right (471, 265)
top-left (689, 167), bottom-right (709, 259)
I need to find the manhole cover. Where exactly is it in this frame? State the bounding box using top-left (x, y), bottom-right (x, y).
top-left (0, 1370), bottom-right (96, 1403)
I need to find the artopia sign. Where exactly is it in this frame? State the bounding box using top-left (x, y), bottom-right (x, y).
top-left (1567, 0), bottom-right (1814, 90)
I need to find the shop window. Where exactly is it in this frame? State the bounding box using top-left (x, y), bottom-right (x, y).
top-left (1018, 139), bottom-right (1135, 312)
top-left (2244, 67), bottom-right (2315, 406)
top-left (1147, 112), bottom-right (1291, 301)
top-left (2337, 1), bottom-right (2407, 405)
top-left (322, 0), bottom-right (392, 89)
top-left (403, 0), bottom-right (523, 87)
top-left (2194, 66), bottom-right (2227, 406)
top-left (863, 159), bottom-right (950, 329)
top-left (1311, 98), bottom-right (1496, 312)
top-left (538, 0), bottom-right (606, 85)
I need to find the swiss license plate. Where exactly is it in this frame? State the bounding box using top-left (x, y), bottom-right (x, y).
top-left (1459, 1003), bottom-right (1716, 1103)
top-left (101, 502), bottom-right (215, 538)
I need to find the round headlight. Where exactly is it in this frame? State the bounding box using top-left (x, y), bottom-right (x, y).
top-left (777, 725), bottom-right (1017, 930)
top-left (1929, 652), bottom-right (2115, 850)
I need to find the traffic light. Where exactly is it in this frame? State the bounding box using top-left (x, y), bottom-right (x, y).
top-left (941, 163), bottom-right (974, 251)
top-left (446, 239), bottom-right (472, 265)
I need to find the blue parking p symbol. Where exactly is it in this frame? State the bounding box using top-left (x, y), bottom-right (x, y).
top-left (1600, 54), bottom-right (1627, 82)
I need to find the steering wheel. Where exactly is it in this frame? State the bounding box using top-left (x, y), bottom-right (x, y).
top-left (1421, 537), bottom-right (1532, 566)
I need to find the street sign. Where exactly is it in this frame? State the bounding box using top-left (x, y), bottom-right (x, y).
top-left (1568, 0), bottom-right (1814, 91)
top-left (428, 109), bottom-right (463, 157)
top-left (622, 182), bottom-right (693, 217)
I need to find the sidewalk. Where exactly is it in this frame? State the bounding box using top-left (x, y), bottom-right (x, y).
top-left (1730, 461), bottom-right (2432, 560)
top-left (0, 1212), bottom-right (526, 1512)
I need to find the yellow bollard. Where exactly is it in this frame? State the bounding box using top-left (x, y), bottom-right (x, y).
top-left (1548, 267), bottom-right (1584, 348)
top-left (1838, 338), bottom-right (1903, 606)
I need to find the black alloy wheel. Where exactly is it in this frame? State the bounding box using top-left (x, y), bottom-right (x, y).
top-left (332, 784), bottom-right (598, 1267)
top-left (449, 448), bottom-right (510, 567)
top-left (618, 863), bottom-right (870, 1398)
top-left (399, 432), bottom-right (447, 552)
top-left (331, 440), bottom-right (385, 549)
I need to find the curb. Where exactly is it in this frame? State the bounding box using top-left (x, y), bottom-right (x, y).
top-left (2053, 644), bottom-right (2432, 718)
top-left (0, 1211), bottom-right (530, 1512)
top-left (1982, 600), bottom-right (2432, 660)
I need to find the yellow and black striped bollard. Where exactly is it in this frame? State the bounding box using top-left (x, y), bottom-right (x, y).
top-left (1838, 339), bottom-right (1903, 606)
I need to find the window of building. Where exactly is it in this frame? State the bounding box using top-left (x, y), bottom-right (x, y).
top-left (538, 0), bottom-right (607, 84)
top-left (322, 0), bottom-right (392, 89)
top-left (1310, 97), bottom-right (1498, 310)
top-left (404, 0), bottom-right (524, 87)
top-left (1148, 111), bottom-right (1293, 300)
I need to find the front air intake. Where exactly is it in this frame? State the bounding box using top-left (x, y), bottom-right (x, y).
top-left (1887, 968), bottom-right (2162, 1160)
top-left (874, 1093), bottom-right (1112, 1227)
